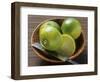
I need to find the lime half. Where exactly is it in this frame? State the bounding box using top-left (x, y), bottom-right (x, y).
top-left (39, 26), bottom-right (62, 51)
top-left (57, 34), bottom-right (76, 57)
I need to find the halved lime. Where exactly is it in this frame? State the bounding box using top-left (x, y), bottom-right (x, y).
top-left (39, 25), bottom-right (62, 51)
top-left (57, 34), bottom-right (76, 57)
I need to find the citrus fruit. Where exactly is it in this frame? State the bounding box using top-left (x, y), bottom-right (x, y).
top-left (61, 18), bottom-right (81, 39)
top-left (39, 25), bottom-right (62, 51)
top-left (40, 21), bottom-right (61, 32)
top-left (57, 34), bottom-right (76, 57)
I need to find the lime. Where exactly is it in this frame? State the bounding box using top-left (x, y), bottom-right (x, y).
top-left (57, 34), bottom-right (76, 57)
top-left (61, 18), bottom-right (81, 39)
top-left (39, 25), bottom-right (62, 51)
top-left (40, 21), bottom-right (61, 32)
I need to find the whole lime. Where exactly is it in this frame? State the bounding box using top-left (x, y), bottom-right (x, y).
top-left (61, 18), bottom-right (81, 39)
top-left (40, 21), bottom-right (61, 32)
top-left (57, 34), bottom-right (76, 57)
top-left (39, 25), bottom-right (62, 51)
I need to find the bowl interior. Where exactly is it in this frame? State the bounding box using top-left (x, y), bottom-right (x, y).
top-left (31, 19), bottom-right (85, 63)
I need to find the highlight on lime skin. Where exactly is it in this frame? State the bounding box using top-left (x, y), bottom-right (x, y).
top-left (61, 18), bottom-right (81, 39)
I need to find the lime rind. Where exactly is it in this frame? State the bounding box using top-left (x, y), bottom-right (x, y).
top-left (61, 18), bottom-right (82, 39)
top-left (40, 21), bottom-right (61, 33)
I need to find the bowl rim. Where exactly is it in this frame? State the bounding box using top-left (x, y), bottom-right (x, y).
top-left (31, 18), bottom-right (86, 63)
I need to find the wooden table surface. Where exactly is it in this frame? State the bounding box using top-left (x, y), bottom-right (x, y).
top-left (28, 15), bottom-right (88, 66)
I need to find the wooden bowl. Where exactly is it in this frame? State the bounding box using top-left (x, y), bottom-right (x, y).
top-left (31, 19), bottom-right (86, 63)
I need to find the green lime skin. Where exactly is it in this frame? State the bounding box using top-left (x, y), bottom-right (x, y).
top-left (40, 21), bottom-right (61, 32)
top-left (58, 34), bottom-right (76, 57)
top-left (39, 25), bottom-right (62, 51)
top-left (61, 18), bottom-right (81, 39)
